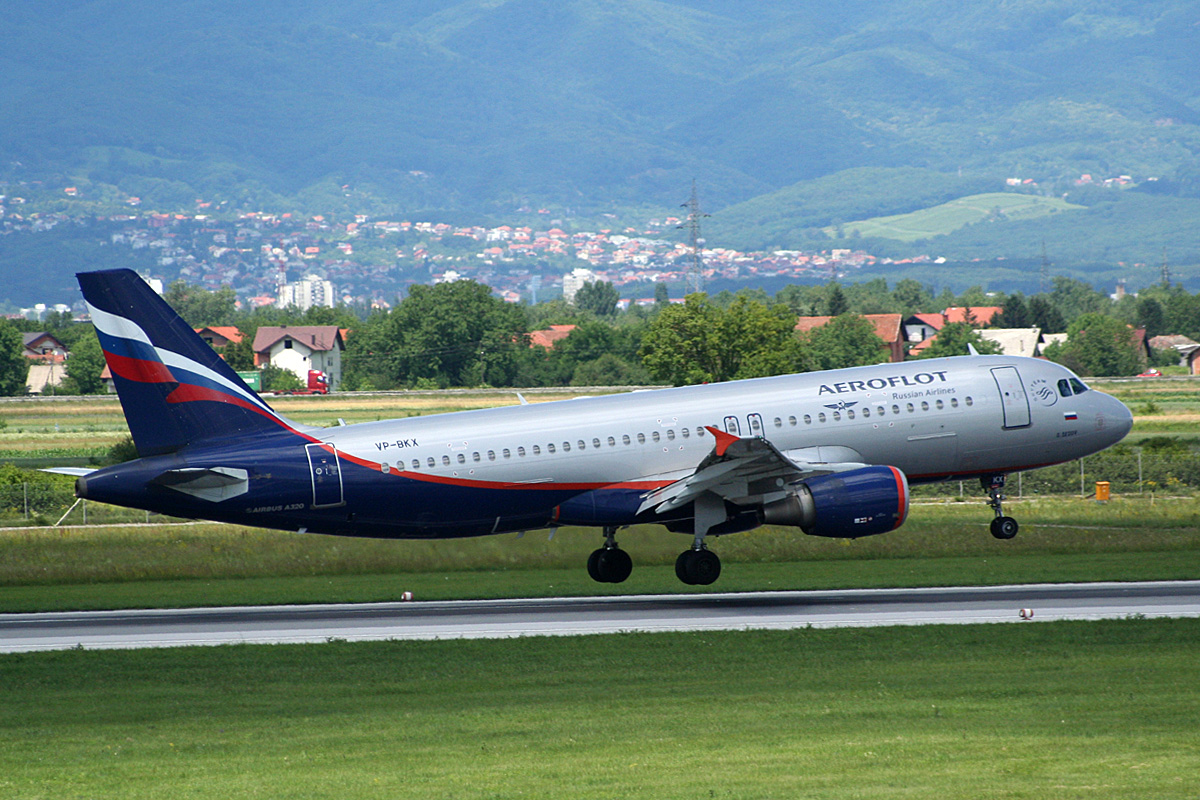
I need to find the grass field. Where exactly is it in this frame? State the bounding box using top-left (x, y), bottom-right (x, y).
top-left (1, 620), bottom-right (1197, 799)
top-left (825, 192), bottom-right (1085, 242)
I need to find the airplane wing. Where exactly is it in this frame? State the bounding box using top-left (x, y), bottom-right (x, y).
top-left (637, 426), bottom-right (866, 515)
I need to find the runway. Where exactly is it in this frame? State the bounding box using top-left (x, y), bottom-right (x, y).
top-left (3, 580), bottom-right (1199, 653)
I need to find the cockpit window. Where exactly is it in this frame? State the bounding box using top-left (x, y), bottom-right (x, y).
top-left (1058, 378), bottom-right (1072, 397)
top-left (1069, 377), bottom-right (1089, 394)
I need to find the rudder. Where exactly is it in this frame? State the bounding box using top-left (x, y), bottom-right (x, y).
top-left (78, 269), bottom-right (293, 456)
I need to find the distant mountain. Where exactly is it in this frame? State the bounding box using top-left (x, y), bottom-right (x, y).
top-left (2, 1), bottom-right (1199, 258)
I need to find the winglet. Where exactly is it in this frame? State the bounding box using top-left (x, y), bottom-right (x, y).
top-left (704, 425), bottom-right (739, 457)
top-left (967, 343), bottom-right (980, 356)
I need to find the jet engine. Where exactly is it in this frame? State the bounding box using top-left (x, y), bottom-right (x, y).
top-left (761, 465), bottom-right (908, 538)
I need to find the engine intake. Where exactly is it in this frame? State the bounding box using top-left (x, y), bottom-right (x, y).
top-left (762, 465), bottom-right (909, 538)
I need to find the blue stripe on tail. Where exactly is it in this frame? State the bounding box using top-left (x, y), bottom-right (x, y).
top-left (78, 269), bottom-right (292, 456)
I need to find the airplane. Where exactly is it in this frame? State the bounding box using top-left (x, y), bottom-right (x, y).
top-left (61, 268), bottom-right (1133, 586)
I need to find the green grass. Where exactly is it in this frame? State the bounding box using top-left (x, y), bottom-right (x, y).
top-left (1, 620), bottom-right (1198, 799)
top-left (826, 192), bottom-right (1085, 242)
top-left (2, 496), bottom-right (1199, 612)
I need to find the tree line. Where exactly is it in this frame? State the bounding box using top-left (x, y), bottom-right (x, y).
top-left (0, 273), bottom-right (1189, 396)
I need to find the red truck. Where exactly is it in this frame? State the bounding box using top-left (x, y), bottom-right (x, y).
top-left (277, 369), bottom-right (330, 395)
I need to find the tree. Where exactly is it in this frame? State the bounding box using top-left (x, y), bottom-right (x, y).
top-left (164, 281), bottom-right (238, 326)
top-left (799, 315), bottom-right (888, 371)
top-left (1045, 313), bottom-right (1142, 377)
top-left (1048, 276), bottom-right (1110, 320)
top-left (63, 331), bottom-right (107, 394)
top-left (825, 283), bottom-right (849, 316)
top-left (639, 294), bottom-right (803, 386)
top-left (573, 280), bottom-right (619, 317)
top-left (0, 321), bottom-right (30, 396)
top-left (654, 282), bottom-right (670, 306)
top-left (993, 293), bottom-right (1031, 328)
top-left (383, 281), bottom-right (528, 387)
top-left (891, 279), bottom-right (933, 314)
top-left (916, 322), bottom-right (1002, 359)
top-left (1028, 296), bottom-right (1066, 334)
top-left (1135, 297), bottom-right (1166, 339)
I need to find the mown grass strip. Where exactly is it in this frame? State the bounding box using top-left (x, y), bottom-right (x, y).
top-left (0, 619), bottom-right (1197, 799)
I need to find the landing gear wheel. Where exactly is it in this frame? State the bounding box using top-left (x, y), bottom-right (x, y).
top-left (675, 549), bottom-right (721, 586)
top-left (598, 548), bottom-right (632, 583)
top-left (990, 516), bottom-right (1019, 540)
top-left (587, 548), bottom-right (605, 582)
top-left (587, 547), bottom-right (632, 583)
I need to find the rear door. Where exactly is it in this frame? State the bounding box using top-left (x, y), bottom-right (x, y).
top-left (306, 443), bottom-right (345, 508)
top-left (991, 366), bottom-right (1031, 429)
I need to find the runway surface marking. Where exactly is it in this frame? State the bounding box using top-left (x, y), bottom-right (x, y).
top-left (3, 581), bottom-right (1199, 653)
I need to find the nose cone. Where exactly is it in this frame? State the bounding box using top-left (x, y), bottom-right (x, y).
top-left (1098, 392), bottom-right (1134, 446)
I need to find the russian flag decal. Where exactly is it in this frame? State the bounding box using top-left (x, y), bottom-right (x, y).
top-left (1064, 411), bottom-right (1078, 421)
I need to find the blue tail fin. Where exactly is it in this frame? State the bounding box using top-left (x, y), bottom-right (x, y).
top-left (78, 269), bottom-right (293, 456)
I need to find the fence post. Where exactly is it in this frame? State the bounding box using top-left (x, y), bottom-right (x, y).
top-left (24, 482), bottom-right (28, 520)
top-left (1080, 458), bottom-right (1085, 497)
top-left (1138, 451), bottom-right (1143, 494)
top-left (1018, 471), bottom-right (1022, 499)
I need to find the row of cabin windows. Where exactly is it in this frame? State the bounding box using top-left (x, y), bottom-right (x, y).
top-left (772, 396), bottom-right (973, 427)
top-left (393, 426), bottom-right (709, 472)
top-left (389, 396), bottom-right (974, 472)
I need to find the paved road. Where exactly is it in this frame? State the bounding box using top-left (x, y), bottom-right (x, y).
top-left (3, 580), bottom-right (1198, 653)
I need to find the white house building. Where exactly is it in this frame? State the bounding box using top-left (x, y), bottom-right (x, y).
top-left (252, 326), bottom-right (344, 390)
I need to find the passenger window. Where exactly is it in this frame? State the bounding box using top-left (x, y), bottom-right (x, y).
top-left (607, 436), bottom-right (616, 446)
top-left (427, 457), bottom-right (435, 468)
top-left (577, 440), bottom-right (586, 450)
top-left (861, 408), bottom-right (870, 418)
top-left (593, 438), bottom-right (601, 448)
top-left (774, 417), bottom-right (782, 428)
top-left (935, 400), bottom-right (944, 410)
top-left (1058, 378), bottom-right (1072, 397)
top-left (518, 446), bottom-right (526, 457)
top-left (846, 410), bottom-right (855, 419)
top-left (487, 450), bottom-right (496, 461)
top-left (637, 433), bottom-right (646, 444)
top-left (442, 455), bottom-right (450, 466)
top-left (965, 397), bottom-right (974, 406)
top-left (789, 415), bottom-right (797, 426)
top-left (906, 403), bottom-right (914, 413)
top-left (681, 428), bottom-right (689, 439)
top-left (892, 405), bottom-right (900, 415)
top-left (818, 413), bottom-right (827, 423)
top-left (472, 452), bottom-right (480, 462)
top-left (622, 434), bottom-right (631, 445)
top-left (533, 445), bottom-right (541, 455)
top-left (652, 431), bottom-right (660, 443)
top-left (920, 401), bottom-right (929, 411)
top-left (562, 442), bottom-right (570, 452)
top-left (950, 398), bottom-right (958, 408)
top-left (458, 453), bottom-right (466, 464)
top-left (412, 460), bottom-right (419, 470)
top-left (666, 429), bottom-right (675, 441)
top-left (803, 414), bottom-right (811, 424)
top-left (832, 411), bottom-right (841, 421)
top-left (503, 449), bottom-right (511, 458)
top-left (547, 443), bottom-right (556, 454)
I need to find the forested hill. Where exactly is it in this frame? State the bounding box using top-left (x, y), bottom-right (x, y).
top-left (3, 1), bottom-right (1199, 253)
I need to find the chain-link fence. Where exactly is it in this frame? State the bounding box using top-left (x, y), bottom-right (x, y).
top-left (0, 481), bottom-right (168, 526)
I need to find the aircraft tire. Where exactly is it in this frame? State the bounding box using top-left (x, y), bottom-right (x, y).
top-left (676, 549), bottom-right (721, 585)
top-left (587, 548), bottom-right (605, 582)
top-left (599, 548), bottom-right (633, 583)
top-left (990, 516), bottom-right (1019, 540)
top-left (675, 551), bottom-right (693, 584)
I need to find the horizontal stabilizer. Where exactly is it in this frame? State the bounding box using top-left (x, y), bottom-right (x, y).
top-left (40, 467), bottom-right (97, 477)
top-left (151, 467), bottom-right (250, 502)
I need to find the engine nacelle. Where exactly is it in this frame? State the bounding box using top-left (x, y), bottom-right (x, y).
top-left (761, 465), bottom-right (909, 538)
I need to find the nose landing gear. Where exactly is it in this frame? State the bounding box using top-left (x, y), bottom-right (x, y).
top-left (587, 526), bottom-right (633, 583)
top-left (982, 474), bottom-right (1019, 540)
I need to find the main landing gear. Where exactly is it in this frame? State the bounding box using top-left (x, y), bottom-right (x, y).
top-left (587, 526), bottom-right (633, 583)
top-left (982, 474), bottom-right (1019, 540)
top-left (675, 547), bottom-right (721, 586)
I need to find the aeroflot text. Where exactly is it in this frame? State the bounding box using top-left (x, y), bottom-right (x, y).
top-left (818, 371), bottom-right (950, 395)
